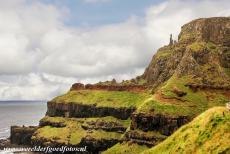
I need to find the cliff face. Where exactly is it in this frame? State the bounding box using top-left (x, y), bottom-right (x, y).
top-left (10, 17), bottom-right (230, 154)
top-left (179, 17), bottom-right (230, 46)
top-left (46, 101), bottom-right (135, 120)
top-left (142, 17), bottom-right (230, 89)
top-left (130, 113), bottom-right (189, 136)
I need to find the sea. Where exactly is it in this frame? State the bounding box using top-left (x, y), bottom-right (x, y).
top-left (0, 101), bottom-right (47, 139)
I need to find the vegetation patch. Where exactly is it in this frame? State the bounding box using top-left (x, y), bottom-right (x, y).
top-left (33, 116), bottom-right (124, 146)
top-left (52, 90), bottom-right (150, 108)
top-left (154, 46), bottom-right (173, 60)
top-left (102, 142), bottom-right (149, 154)
top-left (158, 75), bottom-right (228, 116)
top-left (142, 107), bottom-right (230, 154)
top-left (136, 97), bottom-right (191, 116)
top-left (188, 42), bottom-right (207, 52)
top-left (78, 116), bottom-right (131, 128)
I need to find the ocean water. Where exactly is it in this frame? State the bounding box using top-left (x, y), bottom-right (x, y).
top-left (0, 101), bottom-right (47, 139)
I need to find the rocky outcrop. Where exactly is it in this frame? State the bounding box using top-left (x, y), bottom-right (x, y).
top-left (0, 139), bottom-right (11, 150)
top-left (39, 119), bottom-right (66, 128)
top-left (219, 46), bottom-right (230, 72)
top-left (142, 17), bottom-right (230, 89)
top-left (185, 83), bottom-right (230, 91)
top-left (123, 130), bottom-right (166, 147)
top-left (82, 121), bottom-right (126, 133)
top-left (71, 83), bottom-right (147, 92)
top-left (178, 17), bottom-right (230, 46)
top-left (142, 44), bottom-right (186, 88)
top-left (172, 86), bottom-right (187, 97)
top-left (130, 113), bottom-right (189, 136)
top-left (80, 136), bottom-right (121, 154)
top-left (10, 126), bottom-right (38, 145)
top-left (46, 101), bottom-right (135, 120)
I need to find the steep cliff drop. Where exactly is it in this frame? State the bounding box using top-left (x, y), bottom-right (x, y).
top-left (9, 17), bottom-right (230, 154)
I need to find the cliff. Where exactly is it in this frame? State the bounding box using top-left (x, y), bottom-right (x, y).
top-left (143, 107), bottom-right (230, 154)
top-left (9, 17), bottom-right (230, 154)
top-left (142, 17), bottom-right (230, 89)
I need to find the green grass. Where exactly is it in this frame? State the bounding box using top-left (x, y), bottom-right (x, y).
top-left (142, 107), bottom-right (230, 154)
top-left (33, 116), bottom-right (124, 145)
top-left (41, 116), bottom-right (131, 128)
top-left (136, 97), bottom-right (191, 116)
top-left (33, 117), bottom-right (85, 145)
top-left (158, 75), bottom-right (228, 116)
top-left (78, 116), bottom-right (131, 128)
top-left (208, 94), bottom-right (229, 107)
top-left (188, 42), bottom-right (207, 52)
top-left (134, 75), bottom-right (209, 116)
top-left (188, 42), bottom-right (217, 52)
top-left (40, 116), bottom-right (66, 125)
top-left (52, 90), bottom-right (150, 108)
top-left (127, 129), bottom-right (167, 139)
top-left (102, 142), bottom-right (149, 154)
top-left (154, 46), bottom-right (173, 59)
top-left (90, 129), bottom-right (122, 140)
top-left (32, 126), bottom-right (72, 145)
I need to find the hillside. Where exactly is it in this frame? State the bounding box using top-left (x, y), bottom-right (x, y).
top-left (9, 17), bottom-right (230, 154)
top-left (142, 107), bottom-right (230, 154)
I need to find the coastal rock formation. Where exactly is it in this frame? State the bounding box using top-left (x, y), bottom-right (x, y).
top-left (123, 130), bottom-right (166, 147)
top-left (10, 17), bottom-right (230, 154)
top-left (178, 17), bottom-right (230, 46)
top-left (81, 120), bottom-right (126, 133)
top-left (130, 113), bottom-right (189, 136)
top-left (10, 126), bottom-right (38, 145)
top-left (46, 101), bottom-right (135, 120)
top-left (142, 17), bottom-right (230, 89)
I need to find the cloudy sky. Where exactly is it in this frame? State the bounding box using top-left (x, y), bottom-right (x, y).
top-left (0, 0), bottom-right (229, 100)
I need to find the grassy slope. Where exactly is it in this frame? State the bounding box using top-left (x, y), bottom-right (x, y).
top-left (52, 90), bottom-right (150, 108)
top-left (102, 142), bottom-right (149, 154)
top-left (32, 116), bottom-right (127, 145)
top-left (136, 74), bottom-right (228, 117)
top-left (142, 107), bottom-right (230, 154)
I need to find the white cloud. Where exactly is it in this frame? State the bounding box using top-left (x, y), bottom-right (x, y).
top-left (0, 0), bottom-right (230, 100)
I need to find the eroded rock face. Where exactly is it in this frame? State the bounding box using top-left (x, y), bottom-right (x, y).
top-left (220, 47), bottom-right (230, 68)
top-left (142, 17), bottom-right (230, 89)
top-left (46, 101), bottom-right (135, 120)
top-left (142, 45), bottom-right (185, 88)
top-left (70, 83), bottom-right (147, 92)
top-left (10, 126), bottom-right (38, 145)
top-left (80, 137), bottom-right (121, 154)
top-left (82, 121), bottom-right (126, 133)
top-left (39, 119), bottom-right (66, 128)
top-left (123, 130), bottom-right (166, 147)
top-left (179, 17), bottom-right (230, 46)
top-left (130, 113), bottom-right (189, 136)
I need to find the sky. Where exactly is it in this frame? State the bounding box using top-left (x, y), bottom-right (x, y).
top-left (0, 0), bottom-right (230, 100)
